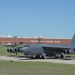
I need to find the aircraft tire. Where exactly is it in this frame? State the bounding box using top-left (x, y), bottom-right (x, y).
top-left (41, 55), bottom-right (46, 59)
top-left (35, 55), bottom-right (40, 59)
top-left (60, 53), bottom-right (65, 58)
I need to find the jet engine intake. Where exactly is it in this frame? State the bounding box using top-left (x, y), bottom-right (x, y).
top-left (64, 49), bottom-right (75, 54)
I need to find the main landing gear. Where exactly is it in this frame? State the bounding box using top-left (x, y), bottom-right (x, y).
top-left (31, 53), bottom-right (46, 59)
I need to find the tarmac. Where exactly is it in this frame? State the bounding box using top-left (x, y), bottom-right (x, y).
top-left (0, 56), bottom-right (75, 65)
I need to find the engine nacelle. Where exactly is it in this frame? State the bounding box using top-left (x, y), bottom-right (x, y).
top-left (7, 48), bottom-right (17, 53)
top-left (7, 47), bottom-right (22, 53)
top-left (64, 49), bottom-right (75, 54)
top-left (17, 47), bottom-right (22, 52)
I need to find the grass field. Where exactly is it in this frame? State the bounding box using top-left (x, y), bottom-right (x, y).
top-left (0, 61), bottom-right (75, 75)
top-left (0, 45), bottom-right (75, 75)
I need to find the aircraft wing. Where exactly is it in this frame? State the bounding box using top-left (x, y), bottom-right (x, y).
top-left (41, 44), bottom-right (75, 53)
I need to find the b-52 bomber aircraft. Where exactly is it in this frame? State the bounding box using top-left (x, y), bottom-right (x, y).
top-left (20, 34), bottom-right (75, 59)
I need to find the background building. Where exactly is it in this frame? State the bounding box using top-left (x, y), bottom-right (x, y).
top-left (0, 37), bottom-right (71, 44)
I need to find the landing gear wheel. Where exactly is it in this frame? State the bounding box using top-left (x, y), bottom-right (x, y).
top-left (41, 56), bottom-right (46, 59)
top-left (35, 55), bottom-right (40, 59)
top-left (60, 53), bottom-right (65, 59)
top-left (41, 53), bottom-right (46, 59)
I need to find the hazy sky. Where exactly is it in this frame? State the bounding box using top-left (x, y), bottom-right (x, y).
top-left (0, 0), bottom-right (75, 38)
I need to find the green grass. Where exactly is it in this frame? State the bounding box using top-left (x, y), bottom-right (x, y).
top-left (0, 61), bottom-right (75, 75)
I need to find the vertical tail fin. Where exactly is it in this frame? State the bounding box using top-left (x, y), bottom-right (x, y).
top-left (70, 33), bottom-right (75, 45)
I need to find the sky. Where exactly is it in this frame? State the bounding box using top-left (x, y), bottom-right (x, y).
top-left (0, 0), bottom-right (75, 38)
